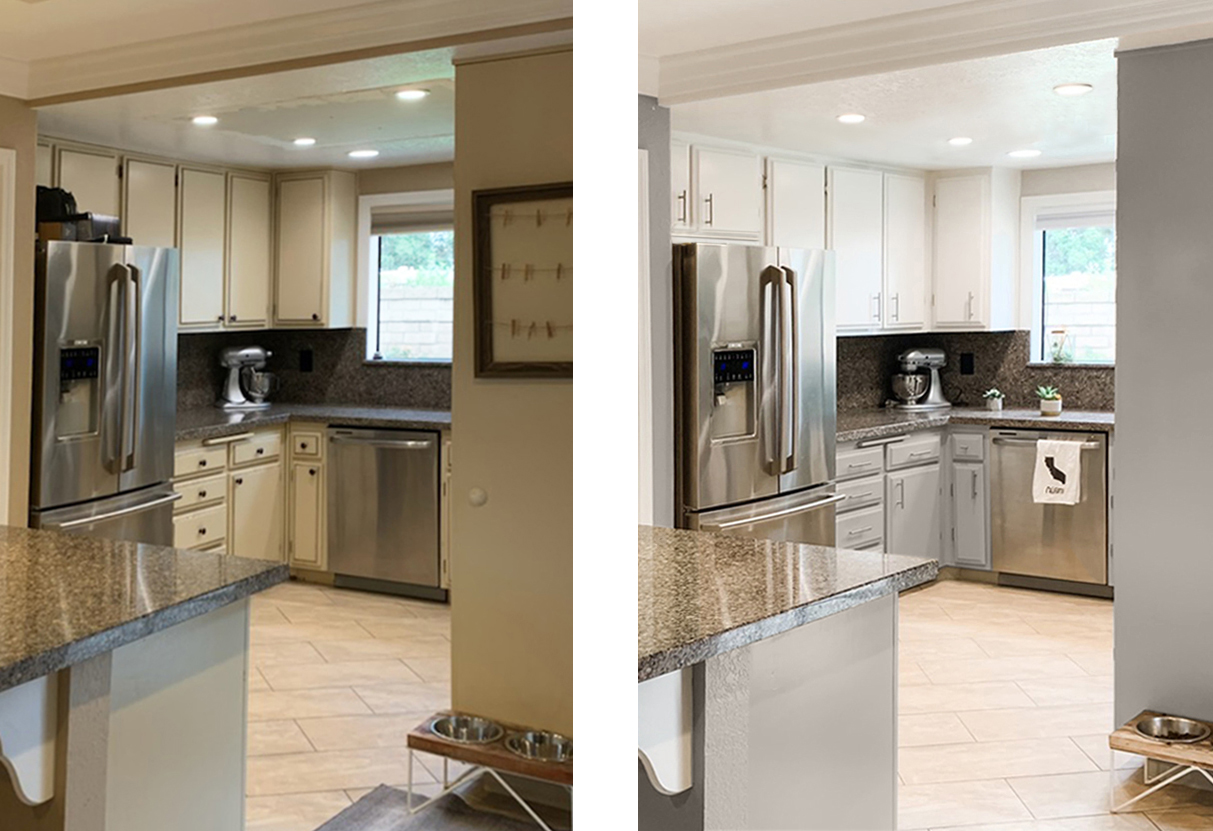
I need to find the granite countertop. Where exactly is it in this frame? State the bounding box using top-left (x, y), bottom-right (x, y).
top-left (176, 404), bottom-right (452, 442)
top-left (837, 407), bottom-right (1114, 442)
top-left (0, 526), bottom-right (287, 694)
top-left (638, 525), bottom-right (937, 681)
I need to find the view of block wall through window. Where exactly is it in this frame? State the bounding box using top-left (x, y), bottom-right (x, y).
top-left (373, 230), bottom-right (455, 361)
top-left (1041, 220), bottom-right (1116, 364)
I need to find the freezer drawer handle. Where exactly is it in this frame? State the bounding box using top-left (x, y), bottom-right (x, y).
top-left (55, 492), bottom-right (182, 529)
top-left (713, 493), bottom-right (847, 529)
top-left (992, 438), bottom-right (1100, 450)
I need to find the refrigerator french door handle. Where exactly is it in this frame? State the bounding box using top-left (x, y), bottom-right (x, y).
top-left (121, 264), bottom-right (141, 472)
top-left (759, 265), bottom-right (783, 475)
top-left (103, 264), bottom-right (127, 473)
top-left (780, 265), bottom-right (798, 474)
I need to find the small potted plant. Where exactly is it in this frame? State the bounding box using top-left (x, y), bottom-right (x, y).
top-left (1036, 385), bottom-right (1063, 417)
top-left (983, 389), bottom-right (1005, 411)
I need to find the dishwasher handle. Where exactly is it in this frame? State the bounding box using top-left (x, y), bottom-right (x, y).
top-left (992, 437), bottom-right (1101, 450)
top-left (330, 436), bottom-right (434, 450)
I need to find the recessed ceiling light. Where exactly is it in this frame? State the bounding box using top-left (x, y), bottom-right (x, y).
top-left (191, 115), bottom-right (218, 126)
top-left (395, 89), bottom-right (430, 101)
top-left (348, 149), bottom-right (379, 159)
top-left (1053, 83), bottom-right (1094, 96)
top-left (293, 137), bottom-right (317, 146)
top-left (837, 113), bottom-right (866, 124)
top-left (948, 137), bottom-right (973, 146)
top-left (1008, 149), bottom-right (1042, 158)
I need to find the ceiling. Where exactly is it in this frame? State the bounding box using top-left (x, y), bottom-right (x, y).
top-left (671, 39), bottom-right (1117, 171)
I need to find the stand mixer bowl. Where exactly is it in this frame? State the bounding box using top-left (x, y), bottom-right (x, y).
top-left (891, 373), bottom-right (929, 403)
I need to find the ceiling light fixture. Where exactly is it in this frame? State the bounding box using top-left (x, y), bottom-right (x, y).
top-left (1008, 149), bottom-right (1042, 158)
top-left (1053, 83), bottom-right (1093, 96)
top-left (348, 149), bottom-right (380, 159)
top-left (293, 137), bottom-right (317, 146)
top-left (191, 115), bottom-right (218, 126)
top-left (395, 89), bottom-right (430, 101)
top-left (948, 137), bottom-right (973, 146)
top-left (836, 113), bottom-right (865, 124)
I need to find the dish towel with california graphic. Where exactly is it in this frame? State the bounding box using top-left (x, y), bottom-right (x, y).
top-left (1032, 439), bottom-right (1082, 505)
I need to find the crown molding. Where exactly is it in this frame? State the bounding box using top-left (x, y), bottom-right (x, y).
top-left (639, 55), bottom-right (659, 97)
top-left (24, 0), bottom-right (571, 104)
top-left (657, 0), bottom-right (1213, 104)
top-left (0, 56), bottom-right (29, 99)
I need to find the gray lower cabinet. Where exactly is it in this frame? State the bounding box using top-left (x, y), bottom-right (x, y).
top-left (886, 463), bottom-right (942, 559)
top-left (951, 460), bottom-right (989, 568)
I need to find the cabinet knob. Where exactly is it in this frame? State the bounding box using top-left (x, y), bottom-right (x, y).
top-left (235, 477), bottom-right (243, 485)
top-left (199, 527), bottom-right (207, 535)
top-left (256, 448), bottom-right (264, 456)
top-left (309, 468), bottom-right (316, 476)
top-left (300, 442), bottom-right (308, 449)
top-left (199, 459), bottom-right (207, 467)
top-left (217, 315), bottom-right (224, 322)
top-left (230, 315), bottom-right (238, 322)
top-left (311, 313), bottom-right (320, 321)
top-left (198, 490), bottom-right (207, 498)
top-left (468, 487), bottom-right (488, 507)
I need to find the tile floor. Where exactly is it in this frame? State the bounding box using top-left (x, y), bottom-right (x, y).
top-left (245, 580), bottom-right (456, 831)
top-left (899, 579), bottom-right (1213, 831)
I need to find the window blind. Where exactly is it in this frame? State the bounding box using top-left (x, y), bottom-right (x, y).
top-left (1035, 209), bottom-right (1115, 231)
top-left (370, 204), bottom-right (454, 235)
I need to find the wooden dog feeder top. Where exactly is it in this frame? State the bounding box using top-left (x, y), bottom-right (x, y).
top-left (408, 711), bottom-right (573, 786)
top-left (1110, 710), bottom-right (1213, 769)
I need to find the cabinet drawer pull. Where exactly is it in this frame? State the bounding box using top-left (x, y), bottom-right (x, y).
top-left (847, 527), bottom-right (873, 536)
top-left (203, 432), bottom-right (254, 446)
top-left (198, 459), bottom-right (207, 467)
top-left (311, 313), bottom-right (320, 321)
top-left (847, 462), bottom-right (872, 469)
top-left (198, 489), bottom-right (207, 499)
top-left (677, 189), bottom-right (687, 223)
top-left (704, 193), bottom-right (714, 226)
top-left (300, 442), bottom-right (308, 449)
top-left (849, 491), bottom-right (875, 500)
top-left (908, 450), bottom-right (934, 458)
top-left (309, 468), bottom-right (316, 476)
top-left (234, 478), bottom-right (243, 486)
top-left (198, 527), bottom-right (207, 536)
top-left (256, 448), bottom-right (265, 456)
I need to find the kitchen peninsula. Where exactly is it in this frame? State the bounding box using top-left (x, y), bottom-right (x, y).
top-left (0, 526), bottom-right (286, 831)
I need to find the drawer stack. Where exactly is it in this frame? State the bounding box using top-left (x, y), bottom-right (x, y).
top-left (837, 444), bottom-right (886, 552)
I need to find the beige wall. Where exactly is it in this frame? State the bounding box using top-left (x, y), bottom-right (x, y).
top-left (0, 94), bottom-right (36, 525)
top-left (449, 49), bottom-right (572, 735)
top-left (357, 162), bottom-right (453, 195)
top-left (1020, 162), bottom-right (1115, 196)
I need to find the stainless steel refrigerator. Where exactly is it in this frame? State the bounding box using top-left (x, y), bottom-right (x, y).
top-left (674, 243), bottom-right (839, 544)
top-left (29, 241), bottom-right (180, 544)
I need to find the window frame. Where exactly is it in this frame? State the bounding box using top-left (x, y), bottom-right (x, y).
top-left (1017, 190), bottom-right (1117, 364)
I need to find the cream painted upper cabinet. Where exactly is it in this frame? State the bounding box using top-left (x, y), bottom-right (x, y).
top-left (275, 170), bottom-right (356, 328)
top-left (883, 173), bottom-right (927, 329)
top-left (178, 168), bottom-right (227, 328)
top-left (767, 158), bottom-right (825, 249)
top-left (226, 173), bottom-right (272, 328)
top-left (692, 146), bottom-right (763, 240)
top-left (828, 166), bottom-right (884, 331)
top-left (123, 158), bottom-right (177, 248)
top-left (671, 139), bottom-right (691, 232)
top-left (57, 146), bottom-right (120, 219)
top-left (35, 143), bottom-right (53, 188)
top-left (229, 461), bottom-right (284, 562)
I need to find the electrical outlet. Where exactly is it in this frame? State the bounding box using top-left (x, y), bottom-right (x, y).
top-left (960, 353), bottom-right (975, 375)
top-left (300, 348), bottom-right (314, 373)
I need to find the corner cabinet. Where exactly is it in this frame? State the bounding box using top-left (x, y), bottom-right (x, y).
top-left (274, 170), bottom-right (357, 328)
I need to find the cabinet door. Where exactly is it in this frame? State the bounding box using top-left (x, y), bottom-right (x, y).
top-left (35, 143), bottom-right (53, 188)
top-left (694, 146), bottom-right (762, 239)
top-left (933, 175), bottom-right (988, 327)
top-left (671, 139), bottom-right (692, 231)
top-left (952, 461), bottom-right (989, 568)
top-left (57, 147), bottom-right (120, 218)
top-left (229, 461), bottom-right (283, 561)
top-left (276, 176), bottom-right (326, 324)
top-left (886, 463), bottom-right (942, 559)
top-left (768, 158), bottom-right (825, 249)
top-left (289, 461), bottom-right (325, 570)
top-left (178, 168), bottom-right (227, 327)
top-left (828, 167), bottom-right (884, 330)
top-left (884, 174), bottom-right (926, 328)
top-left (123, 159), bottom-right (177, 248)
top-left (226, 174), bottom-right (271, 328)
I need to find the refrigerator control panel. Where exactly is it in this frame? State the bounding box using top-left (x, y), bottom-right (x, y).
top-left (59, 347), bottom-right (100, 381)
top-left (713, 349), bottom-right (755, 384)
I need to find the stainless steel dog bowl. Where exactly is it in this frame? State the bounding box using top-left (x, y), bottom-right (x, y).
top-left (430, 714), bottom-right (504, 745)
top-left (1134, 715), bottom-right (1211, 744)
top-left (505, 730), bottom-right (573, 763)
top-left (891, 373), bottom-right (928, 403)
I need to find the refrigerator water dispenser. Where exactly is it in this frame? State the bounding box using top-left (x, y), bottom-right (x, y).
top-left (710, 347), bottom-right (756, 440)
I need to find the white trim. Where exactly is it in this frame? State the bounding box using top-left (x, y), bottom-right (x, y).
top-left (639, 55), bottom-right (660, 97)
top-left (355, 188), bottom-right (454, 356)
top-left (638, 150), bottom-right (653, 526)
top-left (0, 56), bottom-right (28, 99)
top-left (1018, 190), bottom-right (1116, 362)
top-left (0, 148), bottom-right (14, 525)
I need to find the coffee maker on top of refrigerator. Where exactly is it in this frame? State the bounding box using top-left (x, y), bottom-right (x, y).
top-left (674, 243), bottom-right (839, 546)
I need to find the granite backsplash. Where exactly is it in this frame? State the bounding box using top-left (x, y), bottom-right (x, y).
top-left (837, 330), bottom-right (1114, 411)
top-left (177, 328), bottom-right (451, 412)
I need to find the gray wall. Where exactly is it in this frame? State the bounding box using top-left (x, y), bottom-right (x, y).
top-left (1114, 39), bottom-right (1213, 726)
top-left (640, 95), bottom-right (675, 528)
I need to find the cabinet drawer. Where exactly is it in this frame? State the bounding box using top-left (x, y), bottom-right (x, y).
top-left (174, 445), bottom-right (228, 478)
top-left (837, 505), bottom-right (884, 550)
top-left (888, 434), bottom-right (941, 470)
top-left (837, 473), bottom-right (884, 513)
top-left (837, 446), bottom-right (884, 481)
top-left (231, 431), bottom-right (282, 466)
top-left (173, 472), bottom-right (226, 512)
top-left (196, 541), bottom-right (227, 555)
top-left (292, 432), bottom-right (322, 458)
top-left (951, 433), bottom-right (985, 461)
top-left (173, 504), bottom-right (227, 549)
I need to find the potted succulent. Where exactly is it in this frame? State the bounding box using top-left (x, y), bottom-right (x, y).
top-left (1037, 385), bottom-right (1063, 417)
top-left (983, 389), bottom-right (1005, 411)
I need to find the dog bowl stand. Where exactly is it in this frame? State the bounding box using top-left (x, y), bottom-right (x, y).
top-left (1109, 709), bottom-right (1213, 812)
top-left (406, 711), bottom-right (573, 830)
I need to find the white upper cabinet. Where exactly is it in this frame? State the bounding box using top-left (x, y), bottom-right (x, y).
top-left (123, 158), bottom-right (177, 248)
top-left (178, 168), bottom-right (227, 328)
top-left (883, 173), bottom-right (927, 329)
top-left (828, 166), bottom-right (884, 331)
top-left (693, 146), bottom-right (763, 240)
top-left (671, 139), bottom-right (692, 232)
top-left (226, 173), bottom-right (272, 328)
top-left (57, 146), bottom-right (121, 219)
top-left (767, 158), bottom-right (825, 250)
top-left (932, 168), bottom-right (1019, 330)
top-left (275, 170), bottom-right (356, 328)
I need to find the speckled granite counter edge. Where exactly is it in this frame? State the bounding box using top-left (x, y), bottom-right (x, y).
top-left (175, 411), bottom-right (452, 442)
top-left (0, 563), bottom-right (287, 694)
top-left (836, 412), bottom-right (1114, 443)
top-left (637, 558), bottom-right (938, 682)
top-left (836, 416), bottom-right (952, 443)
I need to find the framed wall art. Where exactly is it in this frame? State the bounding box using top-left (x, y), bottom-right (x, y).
top-left (473, 182), bottom-right (573, 378)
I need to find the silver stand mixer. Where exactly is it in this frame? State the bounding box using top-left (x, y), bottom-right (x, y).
top-left (217, 346), bottom-right (279, 410)
top-left (889, 347), bottom-right (952, 411)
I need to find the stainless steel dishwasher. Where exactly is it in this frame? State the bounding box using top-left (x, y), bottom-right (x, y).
top-left (989, 429), bottom-right (1108, 592)
top-left (328, 427), bottom-right (444, 600)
